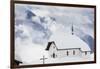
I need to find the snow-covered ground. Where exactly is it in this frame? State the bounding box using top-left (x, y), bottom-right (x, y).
top-left (15, 4), bottom-right (95, 65)
top-left (19, 49), bottom-right (94, 65)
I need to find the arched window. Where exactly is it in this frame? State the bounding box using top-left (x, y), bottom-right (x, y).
top-left (67, 51), bottom-right (69, 56)
top-left (73, 50), bottom-right (75, 55)
top-left (85, 51), bottom-right (87, 55)
top-left (53, 53), bottom-right (55, 58)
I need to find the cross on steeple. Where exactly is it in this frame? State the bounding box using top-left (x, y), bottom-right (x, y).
top-left (40, 55), bottom-right (47, 64)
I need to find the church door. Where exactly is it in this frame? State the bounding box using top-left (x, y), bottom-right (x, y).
top-left (53, 53), bottom-right (55, 58)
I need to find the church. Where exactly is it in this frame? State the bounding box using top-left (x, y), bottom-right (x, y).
top-left (45, 24), bottom-right (92, 58)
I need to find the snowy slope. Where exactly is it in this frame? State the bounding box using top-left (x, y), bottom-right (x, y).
top-left (49, 28), bottom-right (91, 51)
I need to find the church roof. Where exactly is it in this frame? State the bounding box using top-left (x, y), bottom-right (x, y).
top-left (49, 31), bottom-right (91, 51)
top-left (45, 41), bottom-right (55, 50)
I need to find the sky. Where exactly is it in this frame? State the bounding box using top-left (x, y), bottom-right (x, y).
top-left (15, 3), bottom-right (94, 45)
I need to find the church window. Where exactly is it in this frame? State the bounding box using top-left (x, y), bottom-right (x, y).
top-left (73, 50), bottom-right (75, 55)
top-left (53, 53), bottom-right (55, 58)
top-left (85, 51), bottom-right (87, 55)
top-left (67, 51), bottom-right (69, 56)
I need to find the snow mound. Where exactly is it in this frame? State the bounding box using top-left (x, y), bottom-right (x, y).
top-left (49, 27), bottom-right (91, 51)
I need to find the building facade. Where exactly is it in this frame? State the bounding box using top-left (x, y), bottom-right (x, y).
top-left (46, 41), bottom-right (91, 58)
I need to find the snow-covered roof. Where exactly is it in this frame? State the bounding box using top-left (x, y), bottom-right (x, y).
top-left (49, 30), bottom-right (91, 51)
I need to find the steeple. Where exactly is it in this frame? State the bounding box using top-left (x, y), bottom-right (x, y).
top-left (71, 23), bottom-right (74, 35)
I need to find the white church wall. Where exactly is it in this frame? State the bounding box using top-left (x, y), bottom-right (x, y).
top-left (47, 42), bottom-right (92, 59)
top-left (68, 49), bottom-right (81, 57)
top-left (48, 43), bottom-right (57, 58)
top-left (57, 50), bottom-right (67, 58)
top-left (55, 49), bottom-right (81, 58)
